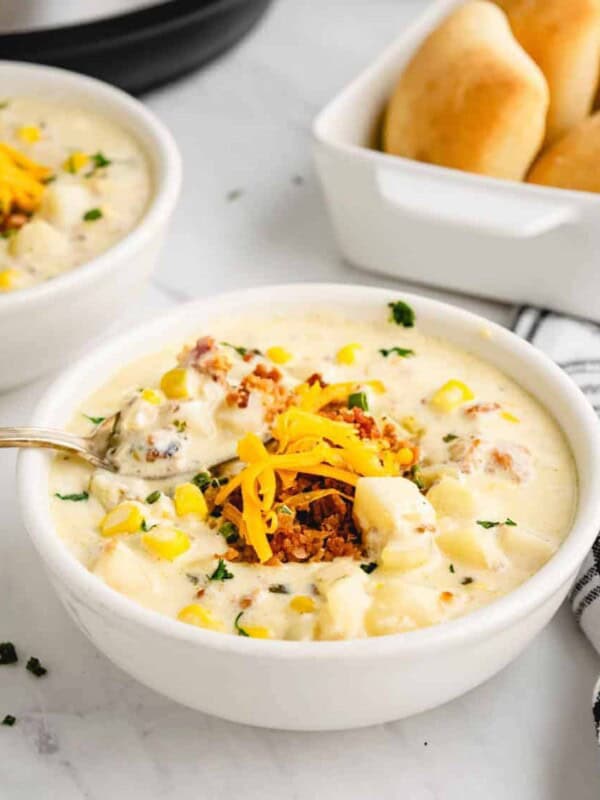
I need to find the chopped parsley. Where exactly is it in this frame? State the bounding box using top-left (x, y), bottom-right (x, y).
top-left (234, 611), bottom-right (249, 636)
top-left (145, 490), bottom-right (161, 504)
top-left (449, 564), bottom-right (455, 574)
top-left (226, 188), bottom-right (244, 203)
top-left (268, 584), bottom-right (289, 594)
top-left (0, 642), bottom-right (17, 665)
top-left (173, 419), bottom-right (187, 433)
top-left (388, 300), bottom-right (415, 328)
top-left (91, 151), bottom-right (111, 169)
top-left (461, 577), bottom-right (474, 586)
top-left (0, 229), bottom-right (17, 239)
top-left (26, 657), bottom-right (47, 678)
top-left (379, 347), bottom-right (415, 358)
top-left (409, 464), bottom-right (424, 491)
top-left (477, 518), bottom-right (517, 529)
top-left (348, 391), bottom-right (368, 411)
top-left (2, 715), bottom-right (15, 727)
top-left (140, 519), bottom-right (157, 532)
top-left (192, 472), bottom-right (228, 491)
top-left (443, 433), bottom-right (458, 443)
top-left (0, 101), bottom-right (10, 109)
top-left (218, 521), bottom-right (239, 544)
top-left (278, 504), bottom-right (293, 515)
top-left (83, 414), bottom-right (106, 425)
top-left (220, 341), bottom-right (261, 358)
top-left (360, 562), bottom-right (378, 574)
top-left (83, 208), bottom-right (102, 222)
top-left (208, 559), bottom-right (234, 582)
top-left (54, 491), bottom-right (89, 502)
top-left (186, 573), bottom-right (200, 585)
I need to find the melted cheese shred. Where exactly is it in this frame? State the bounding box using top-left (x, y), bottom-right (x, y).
top-left (0, 142), bottom-right (51, 214)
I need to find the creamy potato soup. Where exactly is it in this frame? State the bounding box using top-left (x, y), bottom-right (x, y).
top-left (0, 97), bottom-right (151, 291)
top-left (50, 302), bottom-right (577, 641)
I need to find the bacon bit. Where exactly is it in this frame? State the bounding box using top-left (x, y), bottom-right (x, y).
top-left (226, 362), bottom-right (291, 420)
top-left (3, 212), bottom-right (28, 230)
top-left (178, 336), bottom-right (233, 383)
top-left (416, 524), bottom-right (436, 533)
top-left (239, 596), bottom-right (253, 609)
top-left (440, 591), bottom-right (454, 603)
top-left (464, 402), bottom-right (501, 416)
top-left (491, 449), bottom-right (513, 470)
top-left (219, 475), bottom-right (364, 565)
top-left (306, 373), bottom-right (327, 387)
top-left (195, 588), bottom-right (206, 599)
top-left (223, 548), bottom-right (240, 561)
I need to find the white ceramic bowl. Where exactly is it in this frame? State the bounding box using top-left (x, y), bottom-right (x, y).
top-left (0, 61), bottom-right (181, 391)
top-left (313, 0), bottom-right (600, 321)
top-left (17, 284), bottom-right (600, 731)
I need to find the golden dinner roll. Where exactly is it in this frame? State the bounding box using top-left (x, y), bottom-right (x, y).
top-left (382, 1), bottom-right (549, 180)
top-left (527, 111), bottom-right (600, 192)
top-left (494, 0), bottom-right (600, 144)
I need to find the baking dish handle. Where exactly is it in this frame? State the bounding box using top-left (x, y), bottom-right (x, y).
top-left (375, 167), bottom-right (578, 238)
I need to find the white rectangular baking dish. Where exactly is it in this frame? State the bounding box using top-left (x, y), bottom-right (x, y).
top-left (313, 0), bottom-right (600, 321)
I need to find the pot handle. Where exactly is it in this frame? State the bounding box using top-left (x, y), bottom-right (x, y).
top-left (375, 166), bottom-right (578, 239)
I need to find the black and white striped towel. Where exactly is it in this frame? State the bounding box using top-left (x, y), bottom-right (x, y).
top-left (513, 307), bottom-right (600, 743)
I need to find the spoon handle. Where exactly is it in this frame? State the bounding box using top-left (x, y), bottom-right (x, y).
top-left (0, 427), bottom-right (108, 469)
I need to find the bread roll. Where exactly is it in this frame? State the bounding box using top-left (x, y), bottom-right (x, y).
top-left (494, 0), bottom-right (600, 144)
top-left (527, 111), bottom-right (600, 192)
top-left (382, 1), bottom-right (549, 181)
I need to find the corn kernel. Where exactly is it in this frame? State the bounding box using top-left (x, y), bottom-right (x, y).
top-left (141, 388), bottom-right (162, 405)
top-left (174, 482), bottom-right (208, 519)
top-left (178, 604), bottom-right (223, 631)
top-left (18, 125), bottom-right (41, 143)
top-left (501, 411), bottom-right (520, 423)
top-left (142, 527), bottom-right (190, 560)
top-left (430, 379), bottom-right (474, 413)
top-left (400, 416), bottom-right (424, 436)
top-left (336, 343), bottom-right (362, 365)
top-left (289, 595), bottom-right (316, 614)
top-left (100, 502), bottom-right (144, 537)
top-left (0, 268), bottom-right (21, 292)
top-left (266, 346), bottom-right (292, 365)
top-left (160, 367), bottom-right (191, 399)
top-left (63, 152), bottom-right (89, 173)
top-left (243, 625), bottom-right (272, 639)
top-left (396, 447), bottom-right (415, 466)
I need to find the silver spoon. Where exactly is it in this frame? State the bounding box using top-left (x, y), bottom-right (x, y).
top-left (0, 415), bottom-right (270, 477)
top-left (0, 414), bottom-right (121, 471)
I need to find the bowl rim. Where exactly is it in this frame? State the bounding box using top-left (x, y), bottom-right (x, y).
top-left (17, 283), bottom-right (600, 660)
top-left (0, 59), bottom-right (181, 309)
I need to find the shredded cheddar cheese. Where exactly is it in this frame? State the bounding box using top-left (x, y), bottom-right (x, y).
top-left (215, 388), bottom-right (407, 563)
top-left (0, 142), bottom-right (52, 215)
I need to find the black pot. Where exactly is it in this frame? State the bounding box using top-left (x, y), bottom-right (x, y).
top-left (0, 0), bottom-right (274, 95)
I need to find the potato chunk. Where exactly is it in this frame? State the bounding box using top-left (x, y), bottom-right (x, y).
top-left (366, 579), bottom-right (443, 635)
top-left (317, 573), bottom-right (370, 640)
top-left (436, 526), bottom-right (504, 569)
top-left (427, 477), bottom-right (476, 519)
top-left (354, 477), bottom-right (436, 557)
top-left (41, 183), bottom-right (92, 228)
top-left (498, 526), bottom-right (555, 571)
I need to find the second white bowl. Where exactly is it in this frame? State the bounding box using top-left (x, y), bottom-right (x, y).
top-left (0, 61), bottom-right (181, 391)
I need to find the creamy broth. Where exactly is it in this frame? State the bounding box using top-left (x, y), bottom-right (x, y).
top-left (0, 97), bottom-right (151, 291)
top-left (50, 306), bottom-right (577, 641)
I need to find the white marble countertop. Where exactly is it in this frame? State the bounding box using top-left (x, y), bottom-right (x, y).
top-left (1, 1), bottom-right (599, 797)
